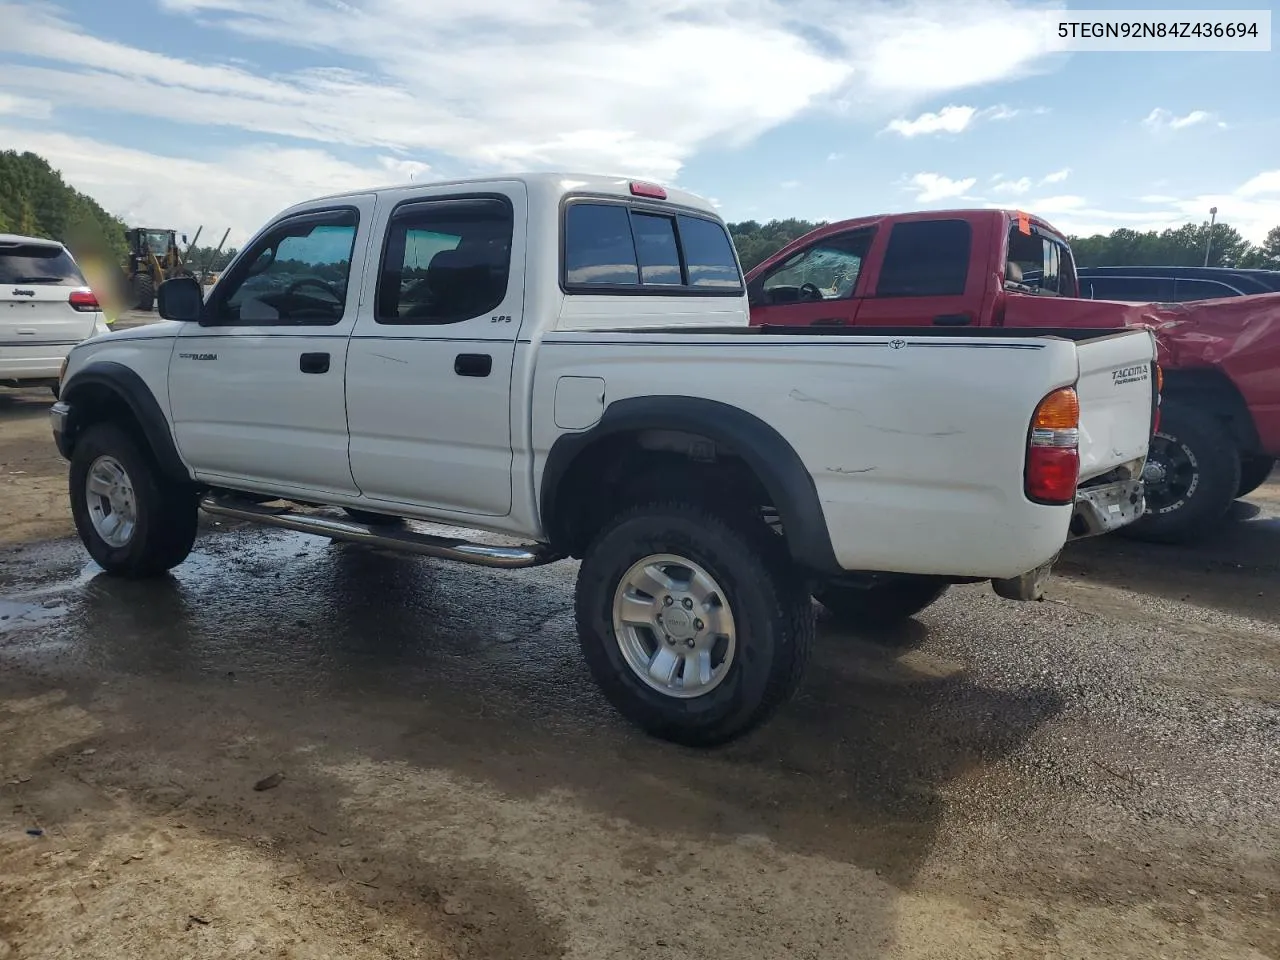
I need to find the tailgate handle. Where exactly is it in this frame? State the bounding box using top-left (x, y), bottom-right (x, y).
top-left (299, 352), bottom-right (330, 374)
top-left (933, 313), bottom-right (973, 326)
top-left (455, 353), bottom-right (492, 377)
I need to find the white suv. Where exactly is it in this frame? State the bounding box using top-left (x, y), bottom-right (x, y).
top-left (1, 234), bottom-right (111, 394)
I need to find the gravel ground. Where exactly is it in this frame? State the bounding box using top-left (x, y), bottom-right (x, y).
top-left (0, 384), bottom-right (1276, 959)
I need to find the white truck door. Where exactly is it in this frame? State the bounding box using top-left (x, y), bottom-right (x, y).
top-left (346, 184), bottom-right (527, 516)
top-left (168, 198), bottom-right (374, 496)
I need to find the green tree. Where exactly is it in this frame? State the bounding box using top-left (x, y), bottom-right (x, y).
top-left (1068, 221), bottom-right (1266, 269)
top-left (0, 150), bottom-right (128, 260)
top-left (728, 218), bottom-right (824, 271)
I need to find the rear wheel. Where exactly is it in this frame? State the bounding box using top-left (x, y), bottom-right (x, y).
top-left (815, 576), bottom-right (948, 638)
top-left (1237, 456), bottom-right (1275, 499)
top-left (575, 501), bottom-right (813, 747)
top-left (1121, 401), bottom-right (1241, 544)
top-left (69, 422), bottom-right (198, 577)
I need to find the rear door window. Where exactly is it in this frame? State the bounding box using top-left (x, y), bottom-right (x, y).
top-left (0, 242), bottom-right (86, 286)
top-left (875, 220), bottom-right (971, 297)
top-left (376, 196), bottom-right (514, 324)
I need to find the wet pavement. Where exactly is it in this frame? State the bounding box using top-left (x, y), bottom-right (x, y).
top-left (1, 483), bottom-right (1278, 957)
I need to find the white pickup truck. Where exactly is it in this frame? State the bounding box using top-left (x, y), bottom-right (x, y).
top-left (50, 173), bottom-right (1158, 745)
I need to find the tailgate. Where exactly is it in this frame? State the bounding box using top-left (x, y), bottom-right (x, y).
top-left (1074, 329), bottom-right (1157, 483)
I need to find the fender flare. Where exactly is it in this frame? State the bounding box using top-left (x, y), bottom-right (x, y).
top-left (540, 395), bottom-right (841, 575)
top-left (58, 361), bottom-right (192, 483)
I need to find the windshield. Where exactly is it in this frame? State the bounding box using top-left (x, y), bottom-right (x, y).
top-left (0, 242), bottom-right (87, 286)
top-left (145, 231), bottom-right (174, 255)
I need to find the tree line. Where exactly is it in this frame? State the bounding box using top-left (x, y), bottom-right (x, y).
top-left (5, 149), bottom-right (1278, 278)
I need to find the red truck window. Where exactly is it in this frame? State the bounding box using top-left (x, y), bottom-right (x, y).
top-left (1005, 222), bottom-right (1079, 297)
top-left (875, 220), bottom-right (971, 297)
top-left (756, 229), bottom-right (872, 305)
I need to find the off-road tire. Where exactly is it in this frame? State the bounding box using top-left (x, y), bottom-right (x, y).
top-left (1237, 456), bottom-right (1275, 499)
top-left (815, 577), bottom-right (949, 638)
top-left (131, 273), bottom-right (155, 312)
top-left (1121, 401), bottom-right (1241, 544)
top-left (575, 501), bottom-right (814, 747)
top-left (69, 422), bottom-right (199, 577)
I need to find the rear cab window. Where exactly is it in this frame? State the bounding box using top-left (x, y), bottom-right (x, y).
top-left (1004, 219), bottom-right (1080, 297)
top-left (875, 220), bottom-right (971, 297)
top-left (562, 199), bottom-right (743, 294)
top-left (0, 241), bottom-right (87, 287)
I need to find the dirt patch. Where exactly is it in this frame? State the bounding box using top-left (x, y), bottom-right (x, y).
top-left (0, 390), bottom-right (71, 545)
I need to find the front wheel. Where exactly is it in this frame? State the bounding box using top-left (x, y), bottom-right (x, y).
top-left (1120, 402), bottom-right (1241, 544)
top-left (815, 577), bottom-right (948, 638)
top-left (575, 502), bottom-right (814, 747)
top-left (69, 422), bottom-right (199, 577)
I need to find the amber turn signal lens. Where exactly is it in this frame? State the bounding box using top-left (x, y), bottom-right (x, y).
top-left (1033, 387), bottom-right (1079, 430)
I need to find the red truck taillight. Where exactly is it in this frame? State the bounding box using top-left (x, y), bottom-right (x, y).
top-left (1026, 386), bottom-right (1080, 505)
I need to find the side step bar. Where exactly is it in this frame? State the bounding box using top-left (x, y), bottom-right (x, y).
top-left (200, 496), bottom-right (560, 570)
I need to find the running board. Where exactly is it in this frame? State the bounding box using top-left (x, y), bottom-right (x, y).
top-left (200, 496), bottom-right (559, 570)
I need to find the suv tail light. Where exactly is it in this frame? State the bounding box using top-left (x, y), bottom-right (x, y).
top-left (69, 289), bottom-right (100, 312)
top-left (1026, 386), bottom-right (1079, 505)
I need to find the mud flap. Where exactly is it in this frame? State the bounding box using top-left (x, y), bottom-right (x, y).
top-left (991, 553), bottom-right (1058, 602)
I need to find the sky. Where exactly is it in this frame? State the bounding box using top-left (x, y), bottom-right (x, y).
top-left (0, 0), bottom-right (1277, 248)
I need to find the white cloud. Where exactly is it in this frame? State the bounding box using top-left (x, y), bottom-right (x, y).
top-left (1010, 173), bottom-right (1280, 244)
top-left (780, 180), bottom-right (800, 189)
top-left (0, 0), bottom-right (1077, 186)
top-left (0, 91), bottom-right (50, 118)
top-left (907, 172), bottom-right (978, 203)
top-left (826, 152), bottom-right (844, 161)
top-left (1040, 168), bottom-right (1070, 184)
top-left (0, 125), bottom-right (407, 245)
top-left (1142, 108), bottom-right (1218, 132)
top-left (991, 177), bottom-right (1032, 195)
top-left (882, 102), bottom-right (1043, 137)
top-left (884, 105), bottom-right (977, 137)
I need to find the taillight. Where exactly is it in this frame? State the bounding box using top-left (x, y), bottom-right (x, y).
top-left (69, 289), bottom-right (100, 312)
top-left (1152, 362), bottom-right (1163, 434)
top-left (1026, 386), bottom-right (1080, 505)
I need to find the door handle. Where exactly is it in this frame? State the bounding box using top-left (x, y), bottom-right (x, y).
top-left (933, 313), bottom-right (973, 326)
top-left (299, 352), bottom-right (330, 374)
top-left (454, 353), bottom-right (492, 377)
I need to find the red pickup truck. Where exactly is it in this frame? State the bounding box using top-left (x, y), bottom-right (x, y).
top-left (745, 208), bottom-right (1280, 543)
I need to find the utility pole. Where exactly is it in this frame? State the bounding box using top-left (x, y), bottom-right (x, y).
top-left (1203, 206), bottom-right (1218, 266)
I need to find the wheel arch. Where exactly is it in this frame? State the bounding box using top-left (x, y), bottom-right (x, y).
top-left (58, 361), bottom-right (192, 483)
top-left (540, 396), bottom-right (840, 575)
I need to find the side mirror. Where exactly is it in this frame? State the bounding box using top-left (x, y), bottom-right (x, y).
top-left (157, 276), bottom-right (204, 323)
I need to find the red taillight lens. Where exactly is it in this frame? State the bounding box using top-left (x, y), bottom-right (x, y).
top-left (1026, 386), bottom-right (1080, 505)
top-left (69, 289), bottom-right (100, 312)
top-left (629, 181), bottom-right (668, 199)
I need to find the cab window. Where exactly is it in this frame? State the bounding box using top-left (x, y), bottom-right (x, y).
top-left (208, 208), bottom-right (358, 326)
top-left (757, 229), bottom-right (873, 304)
top-left (1005, 223), bottom-right (1078, 297)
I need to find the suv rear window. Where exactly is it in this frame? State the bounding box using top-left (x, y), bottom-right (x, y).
top-left (563, 201), bottom-right (742, 294)
top-left (0, 242), bottom-right (86, 286)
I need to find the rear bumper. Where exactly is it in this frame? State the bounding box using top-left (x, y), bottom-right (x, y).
top-left (0, 342), bottom-right (76, 381)
top-left (1068, 478), bottom-right (1145, 539)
